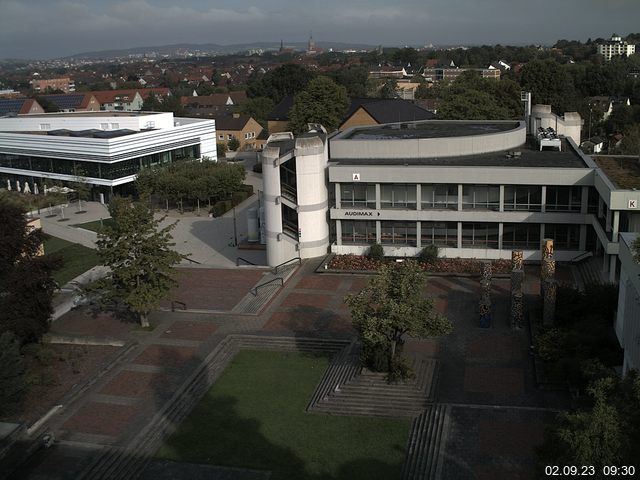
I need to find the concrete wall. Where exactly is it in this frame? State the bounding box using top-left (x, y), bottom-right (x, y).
top-left (530, 105), bottom-right (582, 145)
top-left (3, 112), bottom-right (174, 131)
top-left (295, 135), bottom-right (329, 260)
top-left (330, 120), bottom-right (526, 159)
top-left (615, 233), bottom-right (640, 373)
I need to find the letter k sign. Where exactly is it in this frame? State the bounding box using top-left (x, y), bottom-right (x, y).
top-left (629, 199), bottom-right (638, 209)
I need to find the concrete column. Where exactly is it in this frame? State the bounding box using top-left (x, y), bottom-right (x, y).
top-left (499, 185), bottom-right (505, 212)
top-left (581, 186), bottom-right (589, 214)
top-left (609, 255), bottom-right (617, 283)
top-left (598, 197), bottom-right (603, 219)
top-left (375, 183), bottom-right (381, 210)
top-left (457, 184), bottom-right (463, 211)
top-left (540, 186), bottom-right (547, 213)
top-left (376, 220), bottom-right (381, 243)
top-left (457, 221), bottom-right (463, 249)
top-left (579, 224), bottom-right (587, 251)
top-left (416, 221), bottom-right (421, 248)
top-left (335, 183), bottom-right (341, 209)
top-left (336, 220), bottom-right (342, 246)
top-left (498, 223), bottom-right (504, 250)
top-left (539, 224), bottom-right (545, 259)
top-left (612, 211), bottom-right (620, 241)
top-left (416, 184), bottom-right (422, 211)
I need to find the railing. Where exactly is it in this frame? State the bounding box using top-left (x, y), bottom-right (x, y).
top-left (251, 277), bottom-right (283, 296)
top-left (181, 255), bottom-right (201, 265)
top-left (571, 251), bottom-right (593, 263)
top-left (171, 300), bottom-right (187, 312)
top-left (273, 256), bottom-right (301, 275)
top-left (236, 257), bottom-right (257, 266)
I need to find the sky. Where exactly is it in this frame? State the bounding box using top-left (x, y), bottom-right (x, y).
top-left (0, 0), bottom-right (639, 59)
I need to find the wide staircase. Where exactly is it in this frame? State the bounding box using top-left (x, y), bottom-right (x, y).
top-left (574, 256), bottom-right (607, 288)
top-left (308, 347), bottom-right (439, 418)
top-left (401, 404), bottom-right (451, 480)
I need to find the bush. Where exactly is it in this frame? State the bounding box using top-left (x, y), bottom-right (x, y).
top-left (240, 184), bottom-right (254, 195)
top-left (232, 191), bottom-right (248, 206)
top-left (217, 142), bottom-right (227, 158)
top-left (209, 201), bottom-right (227, 217)
top-left (228, 137), bottom-right (240, 152)
top-left (368, 243), bottom-right (384, 261)
top-left (418, 244), bottom-right (439, 263)
top-left (252, 162), bottom-right (263, 174)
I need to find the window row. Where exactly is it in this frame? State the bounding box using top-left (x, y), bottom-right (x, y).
top-left (0, 146), bottom-right (200, 180)
top-left (338, 183), bottom-right (589, 213)
top-left (340, 221), bottom-right (581, 250)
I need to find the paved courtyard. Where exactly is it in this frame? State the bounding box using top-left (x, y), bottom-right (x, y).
top-left (11, 260), bottom-right (570, 480)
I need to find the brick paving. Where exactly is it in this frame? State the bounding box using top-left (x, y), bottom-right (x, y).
top-left (49, 310), bottom-right (135, 338)
top-left (21, 261), bottom-right (573, 480)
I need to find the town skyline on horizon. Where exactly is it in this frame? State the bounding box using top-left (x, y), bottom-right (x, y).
top-left (1, 0), bottom-right (639, 60)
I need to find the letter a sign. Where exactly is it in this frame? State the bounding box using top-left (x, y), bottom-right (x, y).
top-left (352, 173), bottom-right (361, 181)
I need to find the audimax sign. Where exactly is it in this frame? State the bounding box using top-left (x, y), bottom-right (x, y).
top-left (344, 211), bottom-right (381, 217)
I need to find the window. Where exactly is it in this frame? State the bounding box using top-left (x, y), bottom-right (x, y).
top-left (380, 184), bottom-right (416, 209)
top-left (546, 186), bottom-right (581, 212)
top-left (340, 183), bottom-right (376, 208)
top-left (421, 222), bottom-right (457, 247)
top-left (227, 134), bottom-right (233, 140)
top-left (110, 123), bottom-right (119, 130)
top-left (341, 221), bottom-right (376, 244)
top-left (100, 123), bottom-right (109, 130)
top-left (502, 223), bottom-right (541, 249)
top-left (461, 223), bottom-right (499, 248)
top-left (282, 204), bottom-right (298, 239)
top-left (39, 123), bottom-right (51, 131)
top-left (422, 184), bottom-right (457, 210)
top-left (381, 221), bottom-right (417, 246)
top-left (544, 224), bottom-right (580, 250)
top-left (462, 185), bottom-right (500, 210)
top-left (279, 159), bottom-right (297, 201)
top-left (504, 186), bottom-right (542, 211)
top-left (219, 135), bottom-right (224, 140)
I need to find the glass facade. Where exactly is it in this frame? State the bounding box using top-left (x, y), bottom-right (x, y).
top-left (504, 186), bottom-right (542, 212)
top-left (461, 222), bottom-right (499, 248)
top-left (502, 223), bottom-right (541, 249)
top-left (462, 185), bottom-right (500, 211)
top-left (421, 222), bottom-right (458, 247)
top-left (0, 145), bottom-right (200, 181)
top-left (546, 186), bottom-right (582, 212)
top-left (421, 184), bottom-right (457, 210)
top-left (341, 220), bottom-right (376, 244)
top-left (340, 183), bottom-right (376, 208)
top-left (279, 158), bottom-right (297, 202)
top-left (544, 224), bottom-right (580, 250)
top-left (381, 221), bottom-right (417, 245)
top-left (282, 204), bottom-right (298, 239)
top-left (380, 184), bottom-right (417, 209)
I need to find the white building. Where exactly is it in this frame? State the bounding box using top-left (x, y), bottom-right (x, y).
top-left (0, 111), bottom-right (216, 200)
top-left (597, 34), bottom-right (636, 62)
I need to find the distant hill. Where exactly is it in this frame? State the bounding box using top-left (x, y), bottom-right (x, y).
top-left (63, 41), bottom-right (379, 60)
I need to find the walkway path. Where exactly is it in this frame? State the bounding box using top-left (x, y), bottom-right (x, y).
top-left (11, 259), bottom-right (570, 480)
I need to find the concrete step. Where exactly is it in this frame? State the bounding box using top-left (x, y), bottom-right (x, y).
top-left (402, 404), bottom-right (450, 480)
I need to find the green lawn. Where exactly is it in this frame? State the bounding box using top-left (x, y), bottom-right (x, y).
top-left (72, 218), bottom-right (114, 233)
top-left (157, 350), bottom-right (411, 480)
top-left (44, 236), bottom-right (99, 286)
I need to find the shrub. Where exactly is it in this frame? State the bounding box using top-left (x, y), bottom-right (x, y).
top-left (252, 162), bottom-right (263, 174)
top-left (418, 244), bottom-right (439, 263)
top-left (240, 184), bottom-right (254, 195)
top-left (209, 201), bottom-right (228, 217)
top-left (216, 142), bottom-right (227, 158)
top-left (232, 191), bottom-right (248, 206)
top-left (228, 137), bottom-right (240, 152)
top-left (0, 332), bottom-right (26, 414)
top-left (368, 243), bottom-right (384, 261)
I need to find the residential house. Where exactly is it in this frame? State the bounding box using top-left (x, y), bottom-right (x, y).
top-left (0, 98), bottom-right (44, 116)
top-left (214, 114), bottom-right (263, 151)
top-left (38, 93), bottom-right (100, 112)
top-left (598, 34), bottom-right (636, 62)
top-left (339, 98), bottom-right (435, 131)
top-left (91, 88), bottom-right (171, 111)
top-left (181, 92), bottom-right (248, 118)
top-left (31, 77), bottom-right (75, 93)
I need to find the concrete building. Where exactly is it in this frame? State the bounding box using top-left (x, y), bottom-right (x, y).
top-left (214, 114), bottom-right (263, 151)
top-left (615, 233), bottom-right (640, 374)
top-left (598, 34), bottom-right (636, 62)
top-left (0, 111), bottom-right (216, 201)
top-left (31, 77), bottom-right (75, 93)
top-left (261, 106), bottom-right (640, 286)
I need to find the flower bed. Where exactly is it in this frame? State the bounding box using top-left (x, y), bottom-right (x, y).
top-left (328, 254), bottom-right (512, 275)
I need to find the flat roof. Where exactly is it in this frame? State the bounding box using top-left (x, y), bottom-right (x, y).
top-left (342, 121), bottom-right (521, 140)
top-left (17, 111), bottom-right (163, 118)
top-left (333, 138), bottom-right (588, 168)
top-left (593, 156), bottom-right (640, 189)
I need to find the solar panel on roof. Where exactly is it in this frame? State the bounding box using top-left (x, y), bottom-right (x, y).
top-left (0, 99), bottom-right (26, 115)
top-left (42, 94), bottom-right (84, 109)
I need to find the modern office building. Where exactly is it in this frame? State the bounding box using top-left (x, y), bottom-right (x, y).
top-left (0, 111), bottom-right (216, 200)
top-left (615, 232), bottom-right (640, 374)
top-left (262, 106), bottom-right (640, 288)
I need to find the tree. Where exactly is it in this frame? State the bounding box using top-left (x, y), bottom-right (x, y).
top-left (344, 261), bottom-right (453, 380)
top-left (239, 96), bottom-right (275, 128)
top-left (633, 235), bottom-right (640, 262)
top-left (91, 197), bottom-right (182, 327)
top-left (227, 137), bottom-right (240, 152)
top-left (518, 59), bottom-right (578, 113)
top-left (0, 332), bottom-right (26, 414)
top-left (288, 76), bottom-right (349, 134)
top-left (619, 124), bottom-right (640, 155)
top-left (0, 201), bottom-right (60, 343)
top-left (380, 79), bottom-right (398, 99)
top-left (329, 65), bottom-right (369, 97)
top-left (247, 64), bottom-right (315, 103)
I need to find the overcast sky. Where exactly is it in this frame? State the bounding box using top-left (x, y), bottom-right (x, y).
top-left (0, 0), bottom-right (638, 59)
